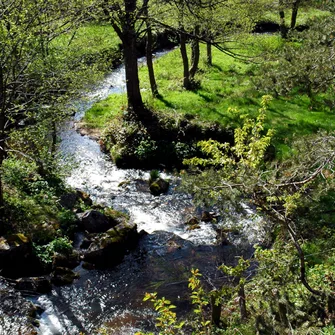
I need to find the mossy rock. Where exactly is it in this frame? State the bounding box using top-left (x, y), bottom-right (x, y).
top-left (149, 178), bottom-right (169, 196)
top-left (104, 208), bottom-right (129, 224)
top-left (185, 216), bottom-right (200, 226)
top-left (51, 267), bottom-right (79, 286)
top-left (6, 233), bottom-right (30, 246)
top-left (83, 221), bottom-right (139, 268)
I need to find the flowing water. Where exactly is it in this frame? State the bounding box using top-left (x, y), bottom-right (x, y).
top-left (6, 51), bottom-right (266, 335)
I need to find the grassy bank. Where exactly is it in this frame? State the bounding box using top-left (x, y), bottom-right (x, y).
top-left (84, 32), bottom-right (335, 159)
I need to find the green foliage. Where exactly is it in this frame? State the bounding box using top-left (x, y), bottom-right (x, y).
top-left (140, 292), bottom-right (184, 335)
top-left (149, 170), bottom-right (160, 183)
top-left (52, 23), bottom-right (121, 71)
top-left (256, 16), bottom-right (335, 103)
top-left (185, 95), bottom-right (273, 170)
top-left (2, 154), bottom-right (79, 242)
top-left (33, 237), bottom-right (73, 264)
top-left (188, 269), bottom-right (211, 334)
top-left (219, 257), bottom-right (250, 284)
top-left (135, 138), bottom-right (158, 161)
top-left (140, 269), bottom-right (213, 335)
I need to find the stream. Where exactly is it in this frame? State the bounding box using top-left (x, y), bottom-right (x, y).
top-left (10, 51), bottom-right (265, 335)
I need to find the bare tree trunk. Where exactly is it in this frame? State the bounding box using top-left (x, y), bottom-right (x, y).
top-left (50, 120), bottom-right (57, 158)
top-left (211, 294), bottom-right (222, 327)
top-left (107, 0), bottom-right (146, 119)
top-left (279, 0), bottom-right (287, 39)
top-left (238, 284), bottom-right (248, 322)
top-left (189, 26), bottom-right (200, 79)
top-left (144, 6), bottom-right (158, 97)
top-left (285, 220), bottom-right (324, 297)
top-left (0, 66), bottom-right (5, 228)
top-left (291, 0), bottom-right (301, 29)
top-left (180, 29), bottom-right (191, 90)
top-left (123, 37), bottom-right (145, 116)
top-left (123, 0), bottom-right (144, 115)
top-left (206, 41), bottom-right (212, 66)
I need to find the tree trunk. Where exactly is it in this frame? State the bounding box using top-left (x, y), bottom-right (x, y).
top-left (50, 120), bottom-right (57, 158)
top-left (0, 112), bottom-right (5, 233)
top-left (123, 38), bottom-right (145, 117)
top-left (189, 26), bottom-right (200, 79)
top-left (145, 9), bottom-right (158, 96)
top-left (206, 41), bottom-right (212, 66)
top-left (238, 284), bottom-right (248, 322)
top-left (180, 30), bottom-right (191, 90)
top-left (211, 294), bottom-right (222, 327)
top-left (108, 0), bottom-right (146, 119)
top-left (279, 0), bottom-right (287, 39)
top-left (0, 66), bottom-right (5, 228)
top-left (291, 0), bottom-right (301, 29)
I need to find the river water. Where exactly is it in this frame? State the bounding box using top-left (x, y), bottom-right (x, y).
top-left (30, 51), bottom-right (266, 335)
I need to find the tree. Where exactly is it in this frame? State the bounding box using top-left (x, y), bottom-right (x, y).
top-left (143, 0), bottom-right (159, 97)
top-left (151, 0), bottom-right (262, 89)
top-left (256, 15), bottom-right (335, 103)
top-left (103, 0), bottom-right (150, 118)
top-left (0, 0), bottom-right (101, 230)
top-left (277, 0), bottom-right (317, 37)
top-left (183, 96), bottom-right (335, 299)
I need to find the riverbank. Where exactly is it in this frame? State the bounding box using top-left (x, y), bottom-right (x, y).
top-left (1, 6), bottom-right (335, 333)
top-left (83, 33), bottom-right (335, 166)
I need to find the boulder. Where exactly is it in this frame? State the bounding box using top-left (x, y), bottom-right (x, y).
top-left (78, 210), bottom-right (117, 233)
top-left (76, 190), bottom-right (93, 206)
top-left (59, 192), bottom-right (78, 209)
top-left (59, 190), bottom-right (93, 209)
top-left (184, 216), bottom-right (200, 230)
top-left (185, 216), bottom-right (199, 226)
top-left (14, 276), bottom-right (52, 294)
top-left (52, 250), bottom-right (80, 269)
top-left (51, 267), bottom-right (79, 286)
top-left (0, 234), bottom-right (46, 278)
top-left (83, 221), bottom-right (139, 268)
top-left (80, 238), bottom-right (93, 249)
top-left (201, 211), bottom-right (215, 222)
top-left (187, 224), bottom-right (201, 231)
top-left (149, 178), bottom-right (169, 196)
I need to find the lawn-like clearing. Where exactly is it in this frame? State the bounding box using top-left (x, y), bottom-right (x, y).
top-left (84, 32), bottom-right (335, 158)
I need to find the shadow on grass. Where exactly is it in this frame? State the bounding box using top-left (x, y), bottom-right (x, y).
top-left (211, 64), bottom-right (223, 72)
top-left (197, 92), bottom-right (215, 103)
top-left (156, 95), bottom-right (175, 109)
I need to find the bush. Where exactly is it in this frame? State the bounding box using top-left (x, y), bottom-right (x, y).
top-left (33, 237), bottom-right (73, 264)
top-left (135, 138), bottom-right (158, 160)
top-left (149, 170), bottom-right (160, 183)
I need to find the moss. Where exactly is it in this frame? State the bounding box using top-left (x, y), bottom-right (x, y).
top-left (6, 233), bottom-right (30, 245)
top-left (104, 208), bottom-right (129, 223)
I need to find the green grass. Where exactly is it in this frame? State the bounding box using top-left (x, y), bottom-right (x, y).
top-left (53, 23), bottom-right (121, 56)
top-left (84, 94), bottom-right (127, 128)
top-left (84, 32), bottom-right (335, 159)
top-left (50, 23), bottom-right (122, 75)
top-left (262, 6), bottom-right (331, 26)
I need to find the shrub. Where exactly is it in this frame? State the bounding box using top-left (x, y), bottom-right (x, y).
top-left (33, 237), bottom-right (73, 264)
